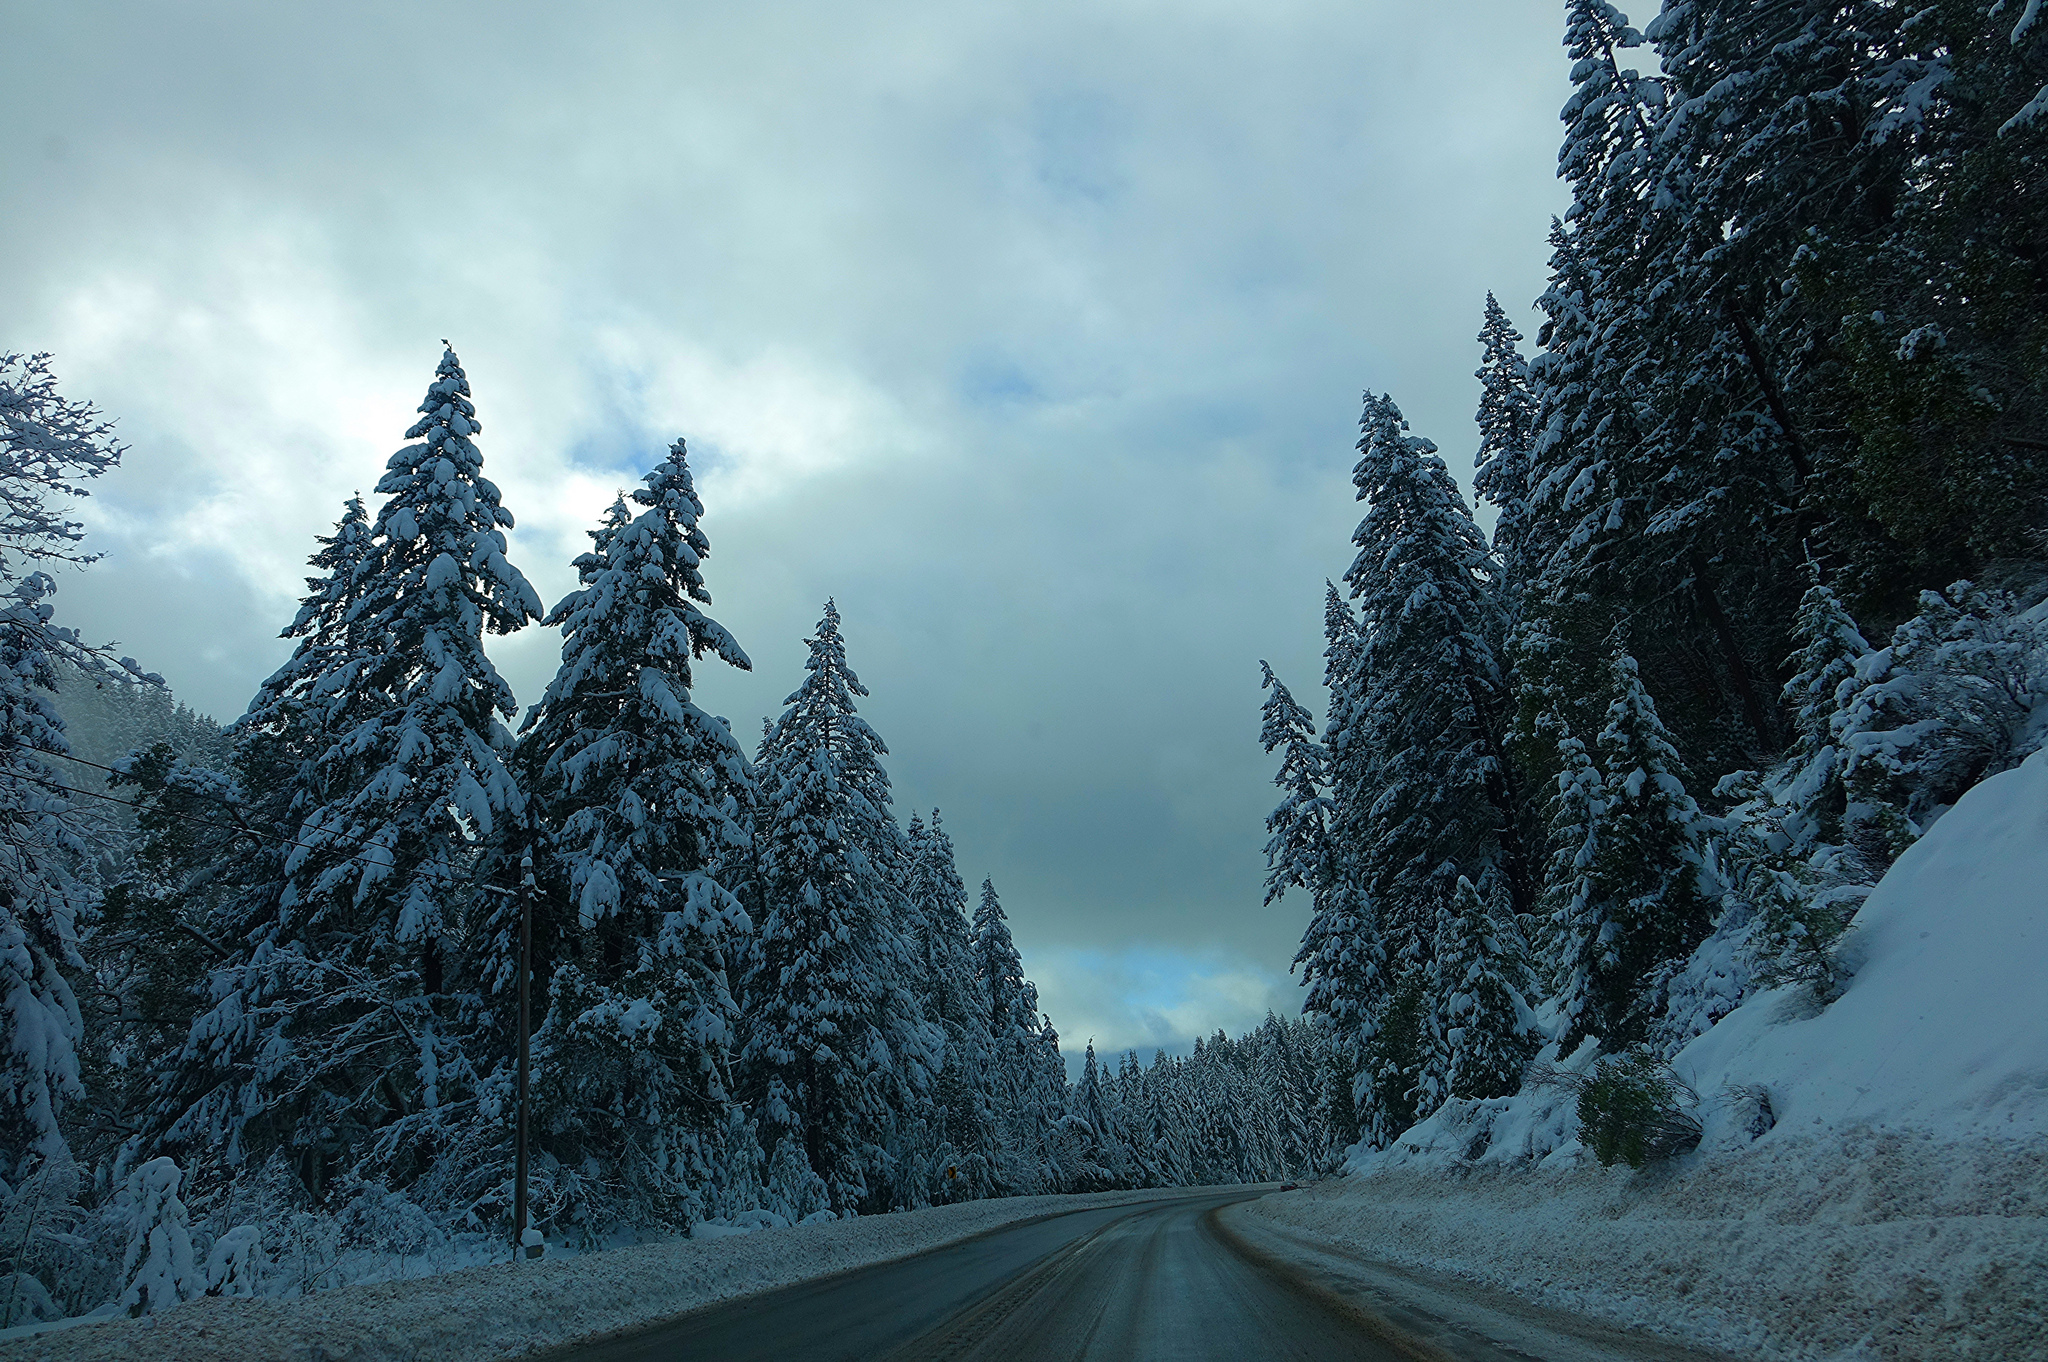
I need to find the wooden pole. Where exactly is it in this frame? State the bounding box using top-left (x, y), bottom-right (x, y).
top-left (514, 848), bottom-right (535, 1261)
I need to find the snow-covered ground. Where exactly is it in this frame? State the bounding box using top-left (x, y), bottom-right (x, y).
top-left (0, 1188), bottom-right (1198, 1362)
top-left (1237, 747), bottom-right (2048, 1360)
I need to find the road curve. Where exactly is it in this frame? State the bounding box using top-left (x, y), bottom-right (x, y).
top-left (559, 1188), bottom-right (1413, 1362)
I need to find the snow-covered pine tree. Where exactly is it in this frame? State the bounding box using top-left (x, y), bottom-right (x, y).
top-left (1290, 866), bottom-right (1388, 1143)
top-left (127, 498), bottom-right (376, 1179)
top-left (1637, 1), bottom-right (2048, 610)
top-left (1768, 559), bottom-right (1875, 856)
top-left (1258, 660), bottom-right (1326, 907)
top-left (1515, 4), bottom-right (1689, 761)
top-left (1784, 561), bottom-right (1873, 764)
top-left (741, 737), bottom-right (890, 1217)
top-left (1556, 648), bottom-right (1716, 1054)
top-left (761, 601), bottom-right (905, 884)
top-left (221, 347), bottom-right (542, 1192)
top-left (0, 353), bottom-right (134, 1180)
top-left (903, 811), bottom-right (997, 1200)
top-left (1067, 1040), bottom-right (1119, 1189)
top-left (1424, 877), bottom-right (1540, 1103)
top-left (1569, 0), bottom-right (1827, 771)
top-left (1287, 585), bottom-right (1393, 1145)
top-left (1832, 581), bottom-right (2040, 859)
top-left (115, 1157), bottom-right (199, 1316)
top-left (1345, 391), bottom-right (1527, 951)
top-left (743, 604), bottom-right (937, 1214)
top-left (1313, 582), bottom-right (1369, 917)
top-left (1534, 0), bottom-right (1668, 598)
top-left (512, 441), bottom-right (758, 1235)
top-left (1017, 984), bottom-right (1069, 1190)
top-left (1539, 726), bottom-right (1604, 1049)
top-left (1472, 292), bottom-right (1541, 615)
top-left (970, 877), bottom-right (1059, 1191)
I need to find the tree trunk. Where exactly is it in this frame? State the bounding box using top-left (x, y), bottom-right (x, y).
top-left (1689, 550), bottom-right (1777, 751)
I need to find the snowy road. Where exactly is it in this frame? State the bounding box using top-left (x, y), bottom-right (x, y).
top-left (557, 1188), bottom-right (1409, 1362)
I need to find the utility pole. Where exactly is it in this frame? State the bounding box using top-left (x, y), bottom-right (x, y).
top-left (514, 847), bottom-right (538, 1261)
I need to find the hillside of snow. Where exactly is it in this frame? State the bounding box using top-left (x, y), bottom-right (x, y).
top-left (1237, 747), bottom-right (2048, 1360)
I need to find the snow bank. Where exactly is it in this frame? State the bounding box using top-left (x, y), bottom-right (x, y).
top-left (1678, 744), bottom-right (2048, 1141)
top-left (1239, 749), bottom-right (2048, 1360)
top-left (0, 1188), bottom-right (1192, 1362)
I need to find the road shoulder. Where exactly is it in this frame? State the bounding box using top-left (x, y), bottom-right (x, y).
top-left (0, 1189), bottom-right (1203, 1362)
top-left (1219, 1196), bottom-right (1744, 1362)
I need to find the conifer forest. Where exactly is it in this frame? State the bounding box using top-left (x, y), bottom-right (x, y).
top-left (4, 0), bottom-right (2047, 1332)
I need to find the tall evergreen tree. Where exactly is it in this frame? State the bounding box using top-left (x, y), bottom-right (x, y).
top-left (1345, 391), bottom-right (1527, 947)
top-left (1425, 877), bottom-right (1540, 1104)
top-left (742, 604), bottom-right (935, 1214)
top-left (137, 497), bottom-right (401, 1191)
top-left (1472, 292), bottom-right (1541, 612)
top-left (759, 601), bottom-right (903, 882)
top-left (1555, 648), bottom-right (1715, 1054)
top-left (903, 811), bottom-right (997, 1200)
top-left (742, 739), bottom-right (889, 1216)
top-left (971, 878), bottom-right (1060, 1190)
top-left (176, 347), bottom-right (543, 1191)
top-left (1258, 660), bottom-right (1326, 907)
top-left (0, 353), bottom-right (128, 1176)
top-left (1782, 561), bottom-right (1873, 764)
top-left (513, 442), bottom-right (758, 1233)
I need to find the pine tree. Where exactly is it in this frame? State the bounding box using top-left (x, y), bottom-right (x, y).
top-left (116, 1158), bottom-right (200, 1317)
top-left (136, 500), bottom-right (390, 1187)
top-left (1357, 976), bottom-right (1427, 1146)
top-left (1783, 562), bottom-right (1872, 763)
top-left (1258, 660), bottom-right (1326, 906)
top-left (1473, 292), bottom-right (1541, 611)
top-left (1345, 391), bottom-right (1526, 951)
top-left (741, 737), bottom-right (891, 1216)
top-left (1425, 877), bottom-right (1540, 1103)
top-left (1291, 868), bottom-right (1388, 1144)
top-left (1556, 648), bottom-right (1715, 1054)
top-left (1768, 561), bottom-right (1875, 857)
top-left (1541, 729), bottom-right (1607, 1027)
top-left (513, 442), bottom-right (758, 1234)
top-left (1518, 1), bottom-right (1762, 776)
top-left (1068, 1040), bottom-right (1118, 1188)
top-left (759, 601), bottom-right (902, 881)
top-left (1292, 584), bottom-right (1397, 1145)
top-left (742, 605), bottom-right (936, 1214)
top-left (176, 347), bottom-right (543, 1192)
top-left (1639, 2), bottom-right (2048, 609)
top-left (0, 353), bottom-right (131, 1178)
top-left (903, 812), bottom-right (997, 1200)
top-left (1315, 582), bottom-right (1369, 906)
top-left (971, 878), bottom-right (1057, 1190)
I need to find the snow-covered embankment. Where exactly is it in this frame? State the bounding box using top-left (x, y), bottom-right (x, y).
top-left (1233, 748), bottom-right (2048, 1360)
top-left (0, 1188), bottom-right (1194, 1362)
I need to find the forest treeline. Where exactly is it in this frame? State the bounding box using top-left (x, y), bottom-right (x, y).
top-left (0, 346), bottom-right (1332, 1325)
top-left (1271, 0), bottom-right (2048, 1151)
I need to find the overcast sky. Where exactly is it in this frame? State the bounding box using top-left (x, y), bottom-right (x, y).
top-left (2, 0), bottom-right (1572, 1070)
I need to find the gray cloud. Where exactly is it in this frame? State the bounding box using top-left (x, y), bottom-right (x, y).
top-left (0, 0), bottom-right (1571, 1063)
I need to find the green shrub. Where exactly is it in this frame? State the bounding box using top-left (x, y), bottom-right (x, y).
top-left (1575, 1051), bottom-right (1702, 1169)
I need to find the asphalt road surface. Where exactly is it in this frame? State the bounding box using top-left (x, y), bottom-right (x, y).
top-left (562, 1188), bottom-right (1418, 1362)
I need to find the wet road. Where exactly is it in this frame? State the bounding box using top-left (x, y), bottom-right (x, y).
top-left (563, 1189), bottom-right (1412, 1362)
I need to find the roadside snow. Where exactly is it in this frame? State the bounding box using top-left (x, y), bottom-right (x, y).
top-left (0, 1188), bottom-right (1192, 1362)
top-left (1238, 748), bottom-right (2048, 1361)
top-left (1237, 1135), bottom-right (2045, 1360)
